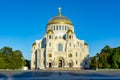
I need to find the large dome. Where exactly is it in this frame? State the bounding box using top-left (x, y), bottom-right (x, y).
top-left (48, 7), bottom-right (72, 25)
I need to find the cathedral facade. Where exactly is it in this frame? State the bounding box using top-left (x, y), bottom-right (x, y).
top-left (31, 8), bottom-right (89, 70)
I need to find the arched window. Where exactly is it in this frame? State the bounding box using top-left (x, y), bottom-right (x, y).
top-left (56, 26), bottom-right (58, 30)
top-left (65, 26), bottom-right (66, 30)
top-left (69, 35), bottom-right (71, 39)
top-left (59, 26), bottom-right (60, 30)
top-left (49, 35), bottom-right (52, 39)
top-left (54, 25), bottom-right (55, 30)
top-left (58, 43), bottom-right (62, 51)
top-left (62, 26), bottom-right (64, 30)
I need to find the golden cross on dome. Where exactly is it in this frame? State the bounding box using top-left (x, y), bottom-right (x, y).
top-left (58, 7), bottom-right (62, 16)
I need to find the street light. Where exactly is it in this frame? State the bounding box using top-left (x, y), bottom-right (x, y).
top-left (21, 57), bottom-right (25, 70)
top-left (96, 56), bottom-right (98, 70)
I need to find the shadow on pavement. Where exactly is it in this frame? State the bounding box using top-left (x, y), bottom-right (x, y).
top-left (12, 71), bottom-right (53, 78)
top-left (68, 72), bottom-right (113, 77)
top-left (0, 73), bottom-right (8, 79)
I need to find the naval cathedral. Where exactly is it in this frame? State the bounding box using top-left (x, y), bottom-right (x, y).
top-left (31, 8), bottom-right (89, 70)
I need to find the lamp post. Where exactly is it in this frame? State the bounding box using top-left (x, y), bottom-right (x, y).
top-left (21, 57), bottom-right (24, 70)
top-left (96, 56), bottom-right (98, 70)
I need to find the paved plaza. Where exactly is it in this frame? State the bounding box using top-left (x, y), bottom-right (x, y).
top-left (0, 70), bottom-right (120, 80)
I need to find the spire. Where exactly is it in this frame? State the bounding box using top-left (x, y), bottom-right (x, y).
top-left (58, 7), bottom-right (62, 16)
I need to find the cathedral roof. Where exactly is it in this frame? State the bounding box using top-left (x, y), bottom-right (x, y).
top-left (48, 7), bottom-right (72, 25)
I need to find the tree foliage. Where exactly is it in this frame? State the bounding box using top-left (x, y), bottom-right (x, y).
top-left (90, 45), bottom-right (120, 69)
top-left (0, 46), bottom-right (24, 69)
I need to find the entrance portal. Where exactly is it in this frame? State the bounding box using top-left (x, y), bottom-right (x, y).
top-left (49, 63), bottom-right (52, 68)
top-left (68, 60), bottom-right (73, 68)
top-left (58, 60), bottom-right (62, 67)
top-left (57, 57), bottom-right (64, 68)
top-left (69, 62), bottom-right (72, 67)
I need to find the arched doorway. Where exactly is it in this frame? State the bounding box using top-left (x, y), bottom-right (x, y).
top-left (49, 62), bottom-right (52, 68)
top-left (58, 60), bottom-right (62, 67)
top-left (68, 60), bottom-right (73, 68)
top-left (57, 57), bottom-right (64, 68)
top-left (69, 62), bottom-right (73, 67)
top-left (48, 60), bottom-right (52, 68)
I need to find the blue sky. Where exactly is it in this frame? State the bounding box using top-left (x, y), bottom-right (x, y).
top-left (0, 0), bottom-right (120, 60)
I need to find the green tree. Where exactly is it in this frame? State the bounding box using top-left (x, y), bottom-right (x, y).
top-left (90, 56), bottom-right (96, 69)
top-left (0, 46), bottom-right (24, 69)
top-left (0, 52), bottom-right (6, 69)
top-left (0, 47), bottom-right (12, 56)
top-left (90, 45), bottom-right (120, 69)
